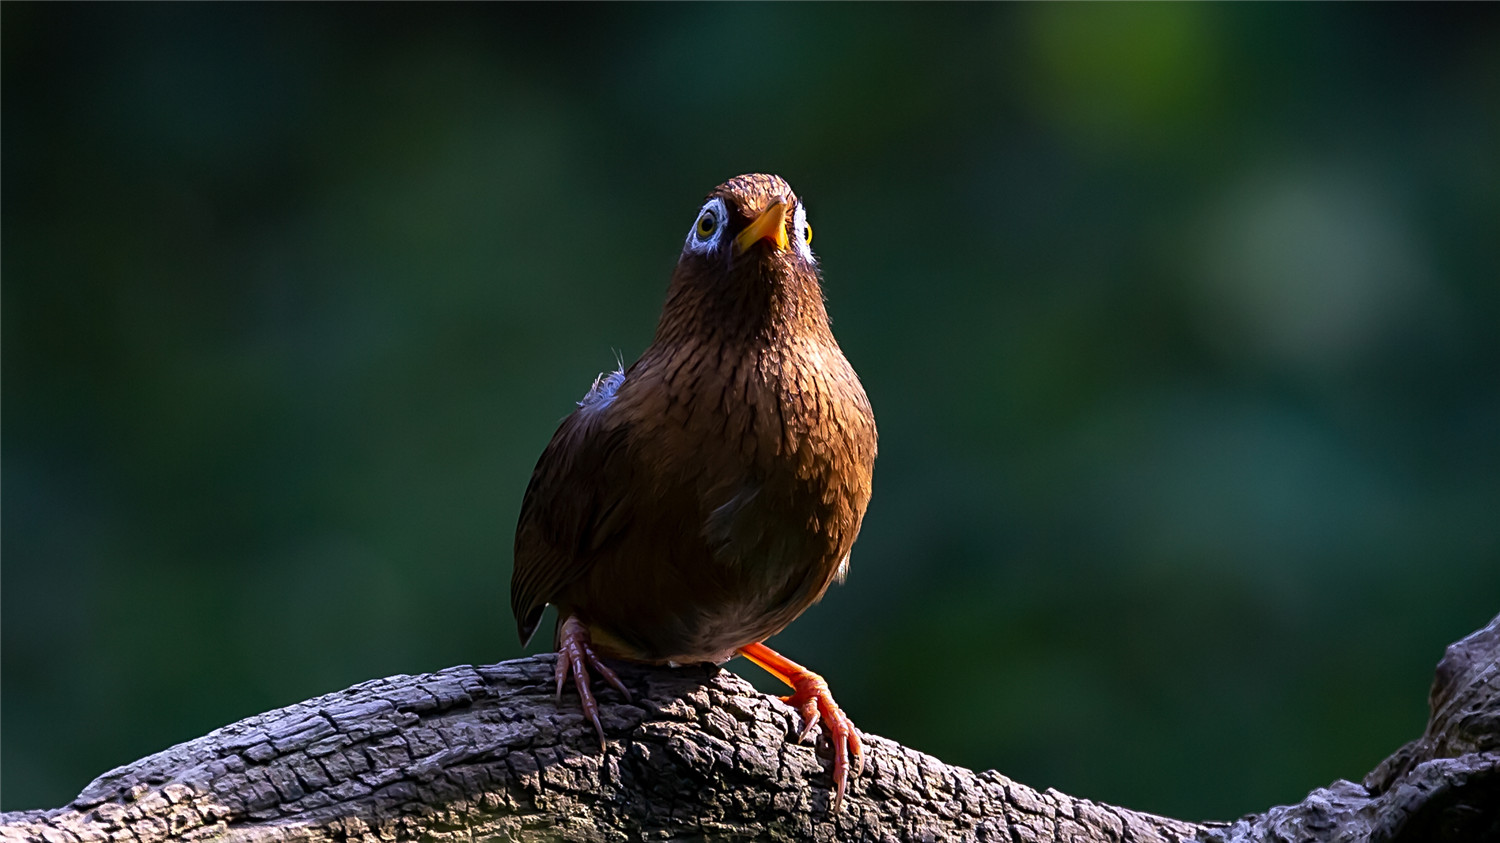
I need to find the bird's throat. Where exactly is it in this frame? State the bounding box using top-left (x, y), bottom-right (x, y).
top-left (656, 258), bottom-right (831, 350)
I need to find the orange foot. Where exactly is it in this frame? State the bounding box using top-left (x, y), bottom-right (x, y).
top-left (555, 615), bottom-right (632, 748)
top-left (738, 641), bottom-right (864, 810)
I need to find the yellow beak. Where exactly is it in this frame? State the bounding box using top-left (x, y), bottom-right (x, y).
top-left (734, 201), bottom-right (790, 254)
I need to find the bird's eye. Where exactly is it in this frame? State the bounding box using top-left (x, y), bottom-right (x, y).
top-left (696, 210), bottom-right (719, 239)
top-left (685, 196), bottom-right (729, 254)
top-left (802, 221), bottom-right (812, 246)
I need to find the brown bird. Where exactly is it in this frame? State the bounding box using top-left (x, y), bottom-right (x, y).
top-left (511, 173), bottom-right (877, 807)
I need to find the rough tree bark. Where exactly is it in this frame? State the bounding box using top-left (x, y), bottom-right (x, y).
top-left (4, 614), bottom-right (1496, 843)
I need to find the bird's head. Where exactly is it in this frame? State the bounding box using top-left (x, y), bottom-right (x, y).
top-left (659, 173), bottom-right (827, 344)
top-left (680, 173), bottom-right (815, 271)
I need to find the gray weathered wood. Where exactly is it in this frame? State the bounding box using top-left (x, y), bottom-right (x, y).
top-left (4, 613), bottom-right (1497, 842)
top-left (1207, 615), bottom-right (1500, 843)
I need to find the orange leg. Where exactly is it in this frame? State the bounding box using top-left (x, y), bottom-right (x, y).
top-left (738, 641), bottom-right (863, 810)
top-left (555, 615), bottom-right (632, 749)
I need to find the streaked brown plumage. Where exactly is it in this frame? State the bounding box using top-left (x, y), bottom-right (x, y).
top-left (511, 173), bottom-right (876, 807)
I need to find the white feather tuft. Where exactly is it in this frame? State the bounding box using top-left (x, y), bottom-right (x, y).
top-left (578, 353), bottom-right (626, 412)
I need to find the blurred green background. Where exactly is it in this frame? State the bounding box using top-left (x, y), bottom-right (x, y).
top-left (4, 2), bottom-right (1498, 822)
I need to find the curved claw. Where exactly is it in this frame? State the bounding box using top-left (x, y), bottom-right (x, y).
top-left (781, 673), bottom-right (863, 810)
top-left (738, 642), bottom-right (864, 811)
top-left (788, 694), bottom-right (820, 743)
top-left (555, 616), bottom-right (632, 749)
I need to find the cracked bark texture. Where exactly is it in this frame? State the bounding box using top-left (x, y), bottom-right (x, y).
top-left (3, 614), bottom-right (1496, 843)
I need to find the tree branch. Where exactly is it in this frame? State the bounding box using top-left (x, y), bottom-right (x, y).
top-left (4, 614), bottom-right (1497, 842)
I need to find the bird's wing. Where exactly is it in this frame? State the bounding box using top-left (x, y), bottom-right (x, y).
top-left (510, 400), bottom-right (636, 646)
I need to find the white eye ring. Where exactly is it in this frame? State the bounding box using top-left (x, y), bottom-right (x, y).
top-left (685, 196), bottom-right (728, 254)
top-left (792, 202), bottom-right (815, 263)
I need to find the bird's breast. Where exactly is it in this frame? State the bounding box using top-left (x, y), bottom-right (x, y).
top-left (632, 336), bottom-right (874, 503)
top-left (574, 336), bottom-right (875, 662)
top-left (641, 336), bottom-right (875, 577)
